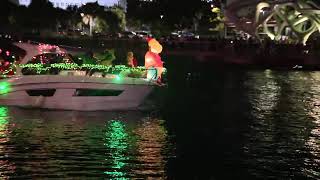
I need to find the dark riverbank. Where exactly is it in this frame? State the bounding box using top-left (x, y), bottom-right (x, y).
top-left (17, 37), bottom-right (320, 70)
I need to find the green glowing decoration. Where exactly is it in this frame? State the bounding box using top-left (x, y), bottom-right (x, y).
top-left (0, 82), bottom-right (11, 94)
top-left (115, 75), bottom-right (121, 81)
top-left (19, 63), bottom-right (146, 72)
top-left (256, 0), bottom-right (320, 45)
top-left (50, 63), bottom-right (79, 70)
top-left (104, 120), bottom-right (129, 179)
top-left (19, 63), bottom-right (153, 78)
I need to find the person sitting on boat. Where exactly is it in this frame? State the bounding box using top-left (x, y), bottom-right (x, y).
top-left (144, 38), bottom-right (164, 84)
top-left (127, 51), bottom-right (138, 68)
top-left (0, 56), bottom-right (4, 67)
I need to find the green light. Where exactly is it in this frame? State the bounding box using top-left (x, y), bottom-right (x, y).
top-left (18, 63), bottom-right (158, 78)
top-left (104, 120), bottom-right (129, 179)
top-left (115, 75), bottom-right (121, 81)
top-left (0, 82), bottom-right (11, 94)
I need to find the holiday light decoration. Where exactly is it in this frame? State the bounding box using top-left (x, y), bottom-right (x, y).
top-left (148, 39), bottom-right (163, 54)
top-left (38, 44), bottom-right (63, 54)
top-left (255, 0), bottom-right (320, 44)
top-left (18, 63), bottom-right (152, 78)
top-left (0, 62), bottom-right (16, 76)
top-left (144, 38), bottom-right (164, 81)
top-left (50, 63), bottom-right (79, 70)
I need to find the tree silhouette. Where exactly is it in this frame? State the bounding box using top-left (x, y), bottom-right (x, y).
top-left (28, 0), bottom-right (57, 31)
top-left (0, 0), bottom-right (18, 27)
top-left (127, 0), bottom-right (212, 31)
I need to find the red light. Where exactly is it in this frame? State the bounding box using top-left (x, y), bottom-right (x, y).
top-left (0, 49), bottom-right (2, 53)
top-left (5, 51), bottom-right (10, 56)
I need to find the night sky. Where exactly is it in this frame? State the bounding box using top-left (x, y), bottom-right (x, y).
top-left (18, 0), bottom-right (120, 8)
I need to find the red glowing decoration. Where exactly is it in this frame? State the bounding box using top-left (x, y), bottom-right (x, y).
top-left (5, 51), bottom-right (10, 56)
top-left (148, 38), bottom-right (163, 54)
top-left (7, 69), bottom-right (14, 76)
top-left (144, 38), bottom-right (164, 82)
top-left (145, 51), bottom-right (163, 69)
top-left (38, 44), bottom-right (63, 54)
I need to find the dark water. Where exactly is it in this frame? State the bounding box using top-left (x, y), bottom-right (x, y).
top-left (0, 69), bottom-right (320, 179)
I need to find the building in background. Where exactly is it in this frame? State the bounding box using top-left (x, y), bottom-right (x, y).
top-left (18, 0), bottom-right (127, 11)
top-left (117, 0), bottom-right (126, 12)
top-left (9, 0), bottom-right (19, 5)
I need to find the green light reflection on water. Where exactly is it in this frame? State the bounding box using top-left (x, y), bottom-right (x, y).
top-left (104, 120), bottom-right (129, 180)
top-left (0, 107), bottom-right (11, 178)
top-left (0, 107), bottom-right (9, 132)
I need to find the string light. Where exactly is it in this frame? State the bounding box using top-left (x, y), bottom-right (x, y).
top-left (0, 63), bottom-right (166, 79)
top-left (18, 63), bottom-right (154, 78)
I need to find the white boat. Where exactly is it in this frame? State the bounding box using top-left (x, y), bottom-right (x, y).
top-left (0, 74), bottom-right (156, 111)
top-left (0, 42), bottom-right (159, 111)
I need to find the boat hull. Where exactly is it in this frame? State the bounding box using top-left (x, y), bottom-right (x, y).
top-left (0, 75), bottom-right (155, 111)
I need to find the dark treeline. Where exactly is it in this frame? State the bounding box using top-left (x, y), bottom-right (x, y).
top-left (127, 0), bottom-right (219, 33)
top-left (0, 0), bottom-right (224, 38)
top-left (0, 0), bottom-right (126, 37)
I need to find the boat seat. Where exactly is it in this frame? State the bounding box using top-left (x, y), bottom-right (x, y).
top-left (91, 72), bottom-right (103, 78)
top-left (59, 70), bottom-right (86, 76)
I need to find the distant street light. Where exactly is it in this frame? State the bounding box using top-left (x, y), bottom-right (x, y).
top-left (160, 15), bottom-right (164, 19)
top-left (81, 13), bottom-right (94, 36)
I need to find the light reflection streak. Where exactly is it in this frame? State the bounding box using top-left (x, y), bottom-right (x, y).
top-left (247, 70), bottom-right (281, 119)
top-left (132, 119), bottom-right (168, 178)
top-left (305, 72), bottom-right (320, 172)
top-left (244, 70), bottom-right (281, 162)
top-left (0, 107), bottom-right (15, 178)
top-left (0, 107), bottom-right (9, 141)
top-left (104, 120), bottom-right (129, 179)
top-left (245, 71), bottom-right (320, 178)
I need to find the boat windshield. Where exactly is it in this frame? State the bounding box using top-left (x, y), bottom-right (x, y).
top-left (29, 53), bottom-right (74, 64)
